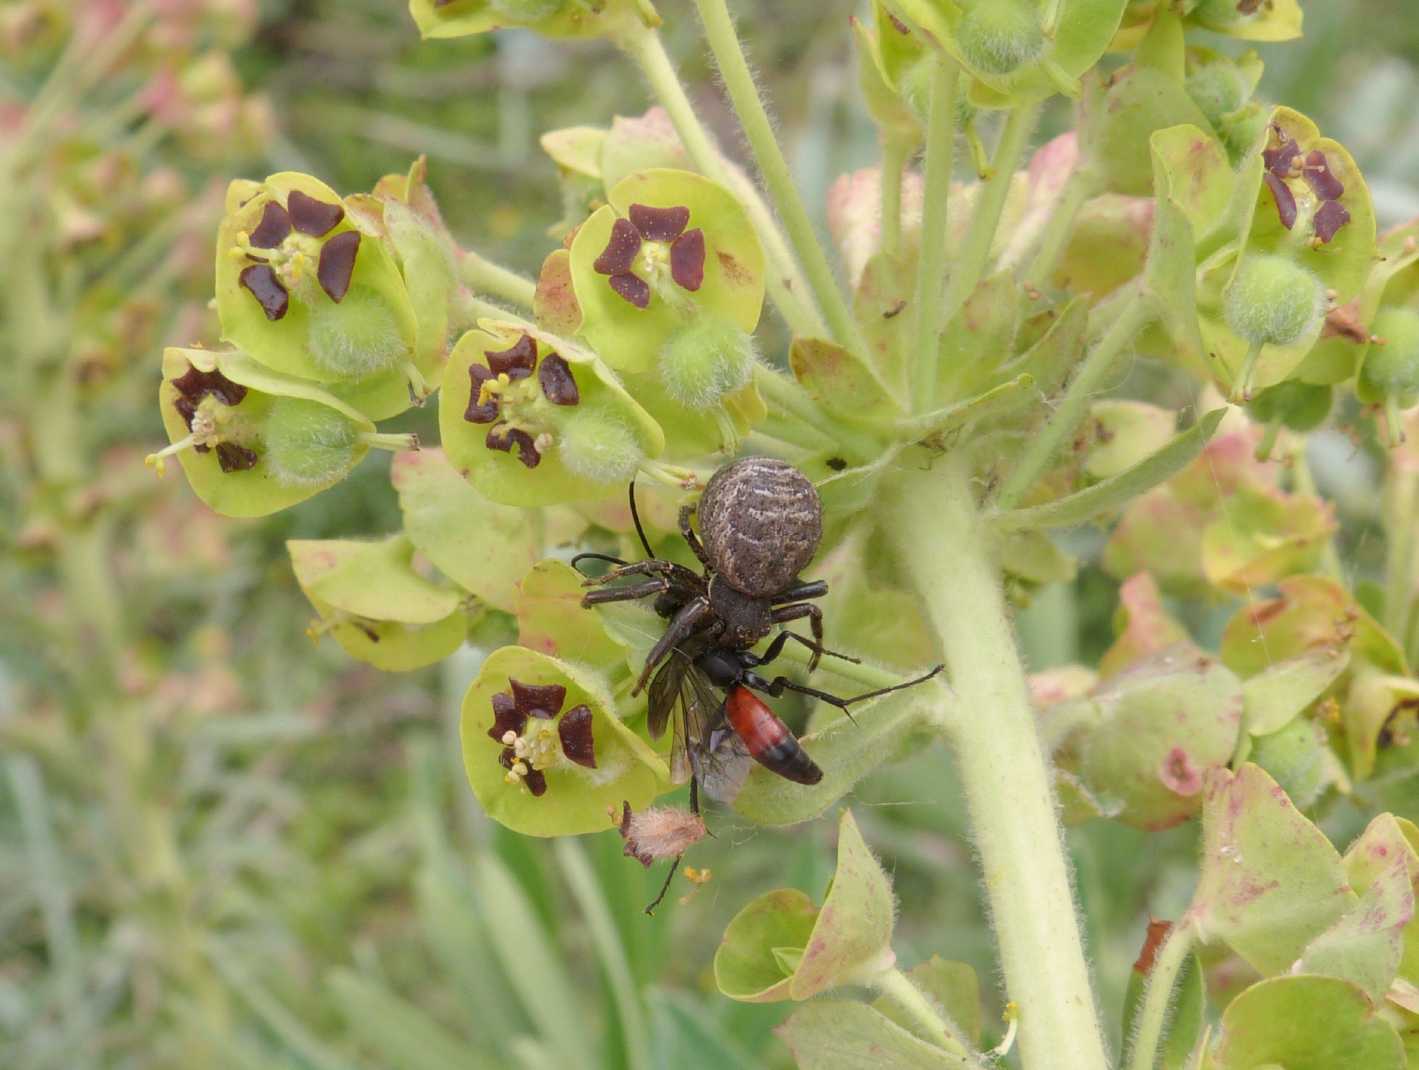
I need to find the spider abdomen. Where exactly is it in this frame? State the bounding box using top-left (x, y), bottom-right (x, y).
top-left (698, 457), bottom-right (822, 597)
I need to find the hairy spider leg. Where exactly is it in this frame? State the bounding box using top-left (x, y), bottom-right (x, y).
top-left (644, 777), bottom-right (699, 916)
top-left (633, 597), bottom-right (714, 695)
top-left (677, 503), bottom-right (713, 570)
top-left (748, 626), bottom-right (861, 670)
top-left (769, 602), bottom-right (827, 670)
top-left (579, 557), bottom-right (700, 590)
top-left (581, 577), bottom-right (670, 606)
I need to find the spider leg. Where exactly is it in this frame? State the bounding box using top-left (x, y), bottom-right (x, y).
top-left (570, 551), bottom-right (629, 574)
top-left (581, 577), bottom-right (670, 607)
top-left (633, 597), bottom-right (713, 695)
top-left (580, 558), bottom-right (679, 588)
top-left (678, 503), bottom-right (712, 569)
top-left (749, 627), bottom-right (861, 669)
top-left (768, 602), bottom-right (828, 670)
top-left (771, 580), bottom-right (828, 604)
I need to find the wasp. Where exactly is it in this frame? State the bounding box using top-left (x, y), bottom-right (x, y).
top-left (576, 458), bottom-right (942, 911)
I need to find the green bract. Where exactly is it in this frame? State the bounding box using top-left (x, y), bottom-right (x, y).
top-left (714, 811), bottom-right (895, 1001)
top-left (458, 646), bottom-right (664, 836)
top-left (289, 536), bottom-right (467, 672)
top-left (151, 346), bottom-right (413, 518)
top-left (408, 0), bottom-right (659, 39)
top-left (568, 169), bottom-right (766, 376)
top-left (214, 173), bottom-right (424, 421)
top-left (438, 321), bottom-right (664, 506)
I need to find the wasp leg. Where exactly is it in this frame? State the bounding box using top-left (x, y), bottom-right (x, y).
top-left (678, 503), bottom-right (713, 570)
top-left (743, 664), bottom-right (945, 725)
top-left (750, 627), bottom-right (861, 670)
top-left (634, 597), bottom-right (713, 695)
top-left (581, 577), bottom-right (671, 607)
top-left (644, 852), bottom-right (682, 916)
top-left (768, 602), bottom-right (830, 670)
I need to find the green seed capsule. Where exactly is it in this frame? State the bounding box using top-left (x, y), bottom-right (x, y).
top-left (1186, 63), bottom-right (1249, 128)
top-left (956, 0), bottom-right (1045, 76)
top-left (1224, 254), bottom-right (1323, 348)
top-left (658, 317), bottom-right (756, 410)
top-left (558, 408), bottom-right (644, 484)
top-left (307, 284), bottom-right (407, 380)
top-left (264, 397), bottom-right (360, 487)
top-left (1250, 717), bottom-right (1327, 810)
top-left (1359, 306), bottom-right (1419, 407)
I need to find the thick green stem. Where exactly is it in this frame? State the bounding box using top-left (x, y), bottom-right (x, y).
top-left (616, 24), bottom-right (823, 339)
top-left (1384, 468), bottom-right (1418, 641)
top-left (995, 291), bottom-right (1153, 510)
top-left (1126, 921), bottom-right (1198, 1070)
top-left (460, 249), bottom-right (537, 308)
top-left (880, 136), bottom-right (911, 259)
top-left (1023, 167), bottom-right (1097, 291)
top-left (909, 57), bottom-right (958, 404)
top-left (940, 103), bottom-right (1041, 327)
top-left (873, 968), bottom-right (986, 1068)
top-left (886, 456), bottom-right (1110, 1070)
top-left (689, 0), bottom-right (866, 357)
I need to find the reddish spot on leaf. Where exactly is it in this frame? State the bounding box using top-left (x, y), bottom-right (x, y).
top-left (558, 704), bottom-right (597, 768)
top-left (537, 352), bottom-right (580, 406)
top-left (609, 272), bottom-right (651, 308)
top-left (629, 203), bottom-right (690, 242)
top-left (249, 201), bottom-right (292, 248)
top-left (317, 230), bottom-right (360, 302)
top-left (239, 263), bottom-right (289, 320)
top-left (1133, 919), bottom-right (1174, 974)
top-left (670, 228), bottom-right (706, 291)
top-left (287, 188), bottom-right (346, 237)
top-left (1160, 746), bottom-right (1204, 797)
top-left (1263, 172), bottom-right (1297, 230)
top-left (594, 217), bottom-right (643, 275)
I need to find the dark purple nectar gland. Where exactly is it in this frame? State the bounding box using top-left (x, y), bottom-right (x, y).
top-left (462, 332), bottom-right (580, 469)
top-left (593, 202), bottom-right (707, 309)
top-left (148, 361), bottom-right (260, 476)
top-left (488, 679), bottom-right (598, 796)
top-left (232, 189), bottom-right (358, 321)
top-left (1259, 128), bottom-right (1351, 245)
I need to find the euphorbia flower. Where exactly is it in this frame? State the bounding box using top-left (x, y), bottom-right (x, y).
top-left (592, 202), bottom-right (705, 309)
top-left (487, 677), bottom-right (598, 796)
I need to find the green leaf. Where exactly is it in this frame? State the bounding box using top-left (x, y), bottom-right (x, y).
top-left (1344, 670), bottom-right (1419, 781)
top-left (1214, 976), bottom-right (1404, 1070)
top-left (1240, 649), bottom-right (1350, 737)
top-left (994, 410), bottom-right (1225, 531)
top-left (874, 957), bottom-right (982, 1048)
top-left (1188, 0), bottom-right (1302, 42)
top-left (392, 449), bottom-right (541, 612)
top-left (459, 647), bottom-right (666, 836)
top-left (1189, 764), bottom-right (1357, 975)
top-left (515, 559), bottom-right (628, 670)
top-left (789, 336), bottom-right (901, 425)
top-left (1200, 488), bottom-right (1336, 595)
top-left (1079, 647), bottom-right (1243, 830)
top-left (1297, 854), bottom-right (1412, 1000)
top-left (408, 0), bottom-right (658, 40)
top-left (776, 1001), bottom-right (971, 1069)
top-left (1083, 400), bottom-right (1177, 481)
top-left (714, 811), bottom-right (897, 1002)
top-left (289, 536), bottom-right (467, 671)
top-left (1344, 814), bottom-right (1419, 985)
top-left (1122, 947), bottom-right (1205, 1070)
top-left (1085, 67), bottom-right (1214, 198)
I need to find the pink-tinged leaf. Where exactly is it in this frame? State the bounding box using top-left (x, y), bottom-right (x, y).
top-left (1099, 573), bottom-right (1191, 678)
top-left (1188, 764), bottom-right (1356, 975)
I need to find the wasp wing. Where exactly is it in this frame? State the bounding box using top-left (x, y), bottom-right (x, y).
top-left (679, 669), bottom-right (754, 804)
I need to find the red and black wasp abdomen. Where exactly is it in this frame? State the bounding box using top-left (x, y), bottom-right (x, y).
top-left (724, 686), bottom-right (822, 785)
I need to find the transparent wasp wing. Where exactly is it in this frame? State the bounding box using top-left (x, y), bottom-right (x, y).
top-left (647, 648), bottom-right (752, 799)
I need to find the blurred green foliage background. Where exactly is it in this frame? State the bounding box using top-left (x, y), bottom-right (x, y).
top-left (3, 2), bottom-right (1417, 1067)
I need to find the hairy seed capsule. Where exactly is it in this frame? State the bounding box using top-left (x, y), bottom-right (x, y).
top-left (263, 397), bottom-right (359, 487)
top-left (1223, 254), bottom-right (1322, 348)
top-left (955, 0), bottom-right (1045, 76)
top-left (698, 458), bottom-right (821, 597)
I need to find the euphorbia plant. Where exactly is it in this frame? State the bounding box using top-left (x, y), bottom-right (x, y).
top-left (150, 1), bottom-right (1419, 1066)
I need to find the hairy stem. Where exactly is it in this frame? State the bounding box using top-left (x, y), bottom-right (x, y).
top-left (689, 0), bottom-right (866, 357)
top-left (1022, 166), bottom-right (1097, 291)
top-left (1384, 467), bottom-right (1419, 641)
top-left (880, 136), bottom-right (911, 259)
top-left (995, 290), bottom-right (1153, 510)
top-left (940, 103), bottom-right (1041, 327)
top-left (616, 24), bottom-right (823, 339)
top-left (460, 249), bottom-right (537, 308)
top-left (873, 968), bottom-right (986, 1068)
top-left (1126, 921), bottom-right (1198, 1070)
top-left (909, 56), bottom-right (958, 404)
top-left (887, 456), bottom-right (1110, 1070)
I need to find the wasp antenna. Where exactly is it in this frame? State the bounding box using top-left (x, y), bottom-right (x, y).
top-left (628, 480), bottom-right (656, 561)
top-left (570, 551), bottom-right (629, 574)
